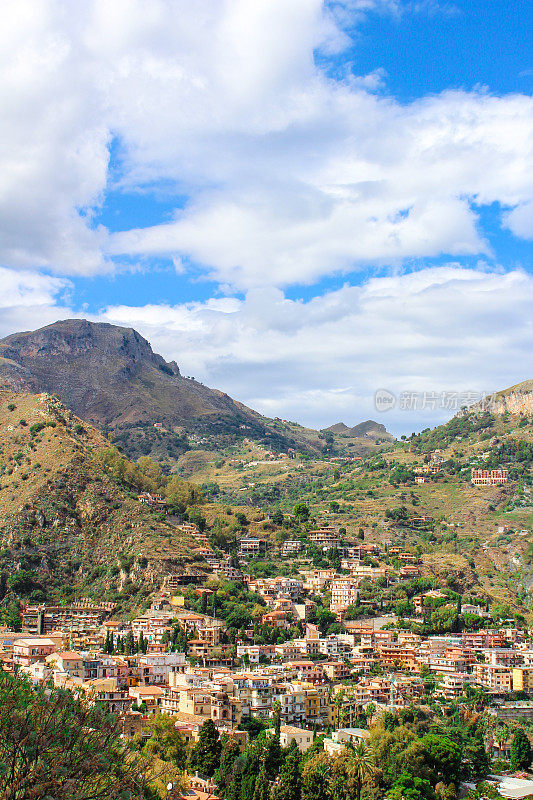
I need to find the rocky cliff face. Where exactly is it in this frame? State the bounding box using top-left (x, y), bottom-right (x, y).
top-left (0, 319), bottom-right (255, 427)
top-left (470, 380), bottom-right (533, 416)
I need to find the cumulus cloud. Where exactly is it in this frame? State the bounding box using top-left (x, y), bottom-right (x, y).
top-left (0, 267), bottom-right (72, 337)
top-left (97, 266), bottom-right (533, 434)
top-left (0, 0), bottom-right (531, 287)
top-left (1, 263), bottom-right (531, 434)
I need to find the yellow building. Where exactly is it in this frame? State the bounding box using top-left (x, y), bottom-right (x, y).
top-left (512, 667), bottom-right (533, 694)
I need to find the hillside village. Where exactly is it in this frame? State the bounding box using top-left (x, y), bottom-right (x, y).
top-left (1, 361), bottom-right (533, 798)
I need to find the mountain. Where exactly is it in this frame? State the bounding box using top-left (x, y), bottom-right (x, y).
top-left (468, 379), bottom-right (533, 417)
top-left (324, 422), bottom-right (351, 434)
top-left (0, 390), bottom-right (202, 606)
top-left (0, 319), bottom-right (321, 460)
top-left (325, 419), bottom-right (395, 440)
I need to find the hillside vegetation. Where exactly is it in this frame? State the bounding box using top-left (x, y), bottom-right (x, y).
top-left (0, 390), bottom-right (204, 615)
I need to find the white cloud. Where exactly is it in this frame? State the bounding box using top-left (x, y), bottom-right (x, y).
top-left (97, 266), bottom-right (533, 434)
top-left (1, 263), bottom-right (531, 435)
top-left (0, 267), bottom-right (72, 338)
top-left (505, 201), bottom-right (533, 240)
top-left (0, 1), bottom-right (530, 287)
top-left (0, 267), bottom-right (70, 309)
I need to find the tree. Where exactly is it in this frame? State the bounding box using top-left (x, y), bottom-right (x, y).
top-left (226, 770), bottom-right (243, 800)
top-left (124, 630), bottom-right (135, 655)
top-left (3, 599), bottom-right (22, 631)
top-left (293, 502), bottom-right (310, 522)
top-left (253, 765), bottom-right (270, 800)
top-left (264, 732), bottom-right (284, 779)
top-left (510, 729), bottom-right (532, 771)
top-left (347, 742), bottom-right (376, 800)
top-left (420, 734), bottom-right (462, 785)
top-left (215, 738), bottom-right (242, 791)
top-left (272, 745), bottom-right (302, 800)
top-left (0, 670), bottom-right (147, 799)
top-left (462, 734), bottom-right (489, 780)
top-left (271, 509), bottom-right (284, 526)
top-left (103, 630), bottom-right (114, 654)
top-left (390, 772), bottom-right (435, 800)
top-left (302, 754), bottom-right (332, 800)
top-left (240, 715), bottom-right (265, 739)
top-left (189, 719), bottom-right (222, 777)
top-left (143, 713), bottom-right (187, 768)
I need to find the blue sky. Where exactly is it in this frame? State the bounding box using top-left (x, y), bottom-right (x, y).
top-left (0, 0), bottom-right (532, 435)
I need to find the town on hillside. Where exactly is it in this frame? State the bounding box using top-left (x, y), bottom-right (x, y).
top-left (4, 505), bottom-right (533, 800)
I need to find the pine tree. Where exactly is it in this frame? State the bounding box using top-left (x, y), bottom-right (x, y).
top-left (226, 771), bottom-right (242, 800)
top-left (264, 734), bottom-right (284, 780)
top-left (242, 773), bottom-right (257, 800)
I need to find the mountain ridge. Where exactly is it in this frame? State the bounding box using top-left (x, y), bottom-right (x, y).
top-left (325, 419), bottom-right (394, 440)
top-left (0, 319), bottom-right (320, 459)
top-left (0, 319), bottom-right (395, 462)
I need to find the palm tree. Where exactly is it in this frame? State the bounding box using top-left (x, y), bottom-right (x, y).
top-left (347, 741), bottom-right (376, 800)
top-left (495, 724), bottom-right (509, 759)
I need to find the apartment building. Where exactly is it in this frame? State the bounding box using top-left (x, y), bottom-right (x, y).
top-left (474, 663), bottom-right (512, 693)
top-left (512, 667), bottom-right (533, 694)
top-left (46, 650), bottom-right (85, 679)
top-left (137, 652), bottom-right (187, 685)
top-left (282, 541), bottom-right (303, 557)
top-left (330, 578), bottom-right (360, 612)
top-left (13, 638), bottom-right (56, 666)
top-left (161, 685), bottom-right (241, 727)
top-left (471, 469), bottom-right (509, 486)
top-left (238, 538), bottom-right (268, 557)
top-left (22, 602), bottom-right (114, 635)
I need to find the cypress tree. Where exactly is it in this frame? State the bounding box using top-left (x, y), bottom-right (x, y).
top-left (511, 729), bottom-right (532, 770)
top-left (124, 631), bottom-right (135, 655)
top-left (189, 719), bottom-right (221, 777)
top-left (272, 746), bottom-right (301, 800)
top-left (253, 762), bottom-right (270, 800)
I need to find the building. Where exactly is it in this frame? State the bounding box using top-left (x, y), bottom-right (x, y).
top-left (322, 661), bottom-right (352, 681)
top-left (161, 685), bottom-right (241, 728)
top-left (471, 469), bottom-right (509, 486)
top-left (278, 725), bottom-right (314, 752)
top-left (13, 638), bottom-right (56, 666)
top-left (474, 663), bottom-right (512, 693)
top-left (282, 541), bottom-right (303, 557)
top-left (137, 492), bottom-right (166, 506)
top-left (513, 667), bottom-right (533, 694)
top-left (128, 685), bottom-right (165, 713)
top-left (238, 538), bottom-right (268, 557)
top-left (45, 651), bottom-right (85, 679)
top-left (22, 602), bottom-right (114, 635)
top-left (330, 578), bottom-right (360, 612)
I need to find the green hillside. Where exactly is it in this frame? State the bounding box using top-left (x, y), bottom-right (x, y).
top-left (0, 390), bottom-right (204, 614)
